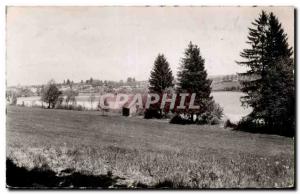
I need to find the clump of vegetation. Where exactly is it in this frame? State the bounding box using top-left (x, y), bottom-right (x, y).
top-left (224, 119), bottom-right (237, 129)
top-left (236, 11), bottom-right (295, 136)
top-left (146, 54), bottom-right (174, 118)
top-left (170, 100), bottom-right (223, 125)
top-left (170, 114), bottom-right (192, 125)
top-left (170, 42), bottom-right (223, 125)
top-left (41, 80), bottom-right (62, 109)
top-left (144, 108), bottom-right (162, 119)
top-left (197, 100), bottom-right (223, 125)
top-left (176, 42), bottom-right (212, 119)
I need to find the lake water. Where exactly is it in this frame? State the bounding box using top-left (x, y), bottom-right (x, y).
top-left (211, 91), bottom-right (252, 122)
top-left (16, 91), bottom-right (252, 122)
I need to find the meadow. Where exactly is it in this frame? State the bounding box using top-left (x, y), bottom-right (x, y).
top-left (6, 106), bottom-right (294, 188)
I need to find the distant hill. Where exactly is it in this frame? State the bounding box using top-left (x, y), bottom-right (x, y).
top-left (209, 74), bottom-right (241, 91)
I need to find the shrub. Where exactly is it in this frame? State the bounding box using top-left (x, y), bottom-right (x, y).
top-left (224, 119), bottom-right (237, 128)
top-left (207, 100), bottom-right (223, 120)
top-left (235, 117), bottom-right (262, 131)
top-left (75, 105), bottom-right (84, 111)
top-left (197, 112), bottom-right (212, 124)
top-left (234, 116), bottom-right (295, 137)
top-left (144, 109), bottom-right (162, 119)
top-left (196, 100), bottom-right (223, 125)
top-left (170, 114), bottom-right (186, 124)
top-left (170, 114), bottom-right (194, 124)
top-left (170, 100), bottom-right (223, 125)
top-left (209, 116), bottom-right (221, 125)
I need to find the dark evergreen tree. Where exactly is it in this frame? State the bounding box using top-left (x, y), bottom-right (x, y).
top-left (237, 11), bottom-right (294, 136)
top-left (149, 54), bottom-right (174, 93)
top-left (237, 11), bottom-right (269, 114)
top-left (177, 42), bottom-right (212, 120)
top-left (147, 54), bottom-right (174, 118)
top-left (264, 13), bottom-right (294, 135)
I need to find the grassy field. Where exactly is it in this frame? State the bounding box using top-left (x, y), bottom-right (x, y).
top-left (6, 106), bottom-right (294, 188)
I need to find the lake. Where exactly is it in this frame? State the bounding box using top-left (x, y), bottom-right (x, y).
top-left (212, 91), bottom-right (252, 122)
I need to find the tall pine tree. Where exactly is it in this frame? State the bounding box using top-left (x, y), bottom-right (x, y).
top-left (237, 11), bottom-right (269, 116)
top-left (147, 54), bottom-right (174, 118)
top-left (237, 11), bottom-right (294, 136)
top-left (177, 42), bottom-right (212, 120)
top-left (149, 54), bottom-right (174, 93)
top-left (264, 12), bottom-right (294, 135)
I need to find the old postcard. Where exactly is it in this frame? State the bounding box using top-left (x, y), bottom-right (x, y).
top-left (6, 6), bottom-right (295, 189)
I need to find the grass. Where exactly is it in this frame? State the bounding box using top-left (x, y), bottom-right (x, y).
top-left (6, 106), bottom-right (294, 189)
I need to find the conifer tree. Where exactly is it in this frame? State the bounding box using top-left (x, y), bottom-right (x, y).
top-left (237, 11), bottom-right (269, 115)
top-left (177, 42), bottom-right (212, 120)
top-left (237, 11), bottom-right (294, 136)
top-left (149, 54), bottom-right (174, 93)
top-left (147, 54), bottom-right (174, 118)
top-left (264, 12), bottom-right (294, 135)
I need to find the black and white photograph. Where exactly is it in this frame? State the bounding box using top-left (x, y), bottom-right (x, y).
top-left (5, 5), bottom-right (295, 189)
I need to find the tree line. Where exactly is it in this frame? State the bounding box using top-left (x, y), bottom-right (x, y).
top-left (146, 10), bottom-right (294, 136)
top-left (146, 42), bottom-right (222, 125)
top-left (38, 10), bottom-right (294, 136)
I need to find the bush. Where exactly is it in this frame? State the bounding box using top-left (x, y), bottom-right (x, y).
top-left (170, 114), bottom-right (194, 125)
top-left (75, 105), bottom-right (84, 111)
top-left (224, 119), bottom-right (237, 128)
top-left (170, 114), bottom-right (186, 124)
top-left (234, 116), bottom-right (294, 137)
top-left (234, 116), bottom-right (282, 135)
top-left (144, 109), bottom-right (162, 119)
top-left (196, 100), bottom-right (223, 125)
top-left (207, 100), bottom-right (223, 120)
top-left (170, 100), bottom-right (224, 125)
top-left (209, 116), bottom-right (221, 125)
top-left (235, 116), bottom-right (262, 130)
top-left (197, 112), bottom-right (211, 124)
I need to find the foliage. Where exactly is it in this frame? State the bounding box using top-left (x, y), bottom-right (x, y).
top-left (147, 54), bottom-right (174, 118)
top-left (6, 90), bottom-right (18, 105)
top-left (144, 108), bottom-right (162, 119)
top-left (224, 119), bottom-right (237, 129)
top-left (176, 42), bottom-right (212, 121)
top-left (149, 54), bottom-right (174, 94)
top-left (206, 100), bottom-right (223, 120)
top-left (169, 114), bottom-right (192, 125)
top-left (171, 100), bottom-right (223, 125)
top-left (64, 89), bottom-right (78, 106)
top-left (41, 80), bottom-right (62, 109)
top-left (237, 11), bottom-right (294, 136)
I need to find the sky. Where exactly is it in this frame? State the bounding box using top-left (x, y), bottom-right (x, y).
top-left (6, 6), bottom-right (294, 86)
